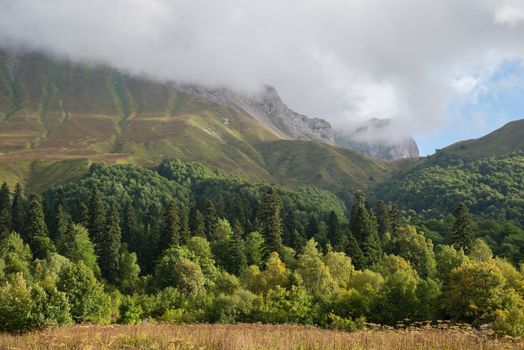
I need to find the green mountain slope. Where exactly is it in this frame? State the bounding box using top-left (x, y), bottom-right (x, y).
top-left (0, 50), bottom-right (389, 193)
top-left (437, 119), bottom-right (524, 161)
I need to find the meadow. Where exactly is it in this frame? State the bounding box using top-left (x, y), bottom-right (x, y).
top-left (0, 324), bottom-right (523, 350)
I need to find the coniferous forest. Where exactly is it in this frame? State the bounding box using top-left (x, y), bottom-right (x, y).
top-left (0, 158), bottom-right (523, 337)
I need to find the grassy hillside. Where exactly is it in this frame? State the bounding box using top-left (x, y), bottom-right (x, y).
top-left (0, 50), bottom-right (388, 193)
top-left (437, 119), bottom-right (524, 161)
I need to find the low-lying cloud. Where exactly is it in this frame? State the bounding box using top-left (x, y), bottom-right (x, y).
top-left (1, 0), bottom-right (524, 141)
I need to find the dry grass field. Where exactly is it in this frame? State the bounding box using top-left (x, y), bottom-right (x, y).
top-left (0, 324), bottom-right (523, 350)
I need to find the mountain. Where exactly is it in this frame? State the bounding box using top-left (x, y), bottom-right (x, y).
top-left (334, 119), bottom-right (420, 161)
top-left (178, 85), bottom-right (420, 161)
top-left (372, 119), bottom-right (524, 226)
top-left (436, 119), bottom-right (524, 161)
top-left (0, 50), bottom-right (390, 193)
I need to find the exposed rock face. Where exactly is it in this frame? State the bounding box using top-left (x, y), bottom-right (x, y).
top-left (335, 134), bottom-right (420, 161)
top-left (176, 84), bottom-right (335, 143)
top-left (177, 84), bottom-right (419, 161)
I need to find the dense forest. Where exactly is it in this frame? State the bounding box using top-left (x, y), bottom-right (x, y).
top-left (0, 159), bottom-right (523, 336)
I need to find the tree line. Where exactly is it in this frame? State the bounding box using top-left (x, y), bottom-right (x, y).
top-left (0, 160), bottom-right (523, 336)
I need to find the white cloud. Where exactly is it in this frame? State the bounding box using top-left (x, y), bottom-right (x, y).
top-left (492, 0), bottom-right (524, 25)
top-left (1, 0), bottom-right (524, 139)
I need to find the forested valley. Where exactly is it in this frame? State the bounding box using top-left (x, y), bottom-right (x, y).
top-left (1, 158), bottom-right (523, 337)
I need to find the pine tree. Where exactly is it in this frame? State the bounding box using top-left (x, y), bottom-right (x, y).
top-left (100, 206), bottom-right (122, 283)
top-left (377, 200), bottom-right (391, 241)
top-left (452, 203), bottom-right (475, 254)
top-left (179, 205), bottom-right (190, 245)
top-left (162, 199), bottom-right (181, 249)
top-left (227, 220), bottom-right (247, 275)
top-left (350, 191), bottom-right (382, 266)
top-left (327, 211), bottom-right (348, 252)
top-left (0, 182), bottom-right (12, 234)
top-left (350, 190), bottom-right (369, 244)
top-left (362, 209), bottom-right (382, 266)
top-left (345, 229), bottom-right (366, 269)
top-left (88, 190), bottom-right (106, 255)
top-left (189, 207), bottom-right (205, 237)
top-left (11, 183), bottom-right (26, 236)
top-left (389, 203), bottom-right (401, 238)
top-left (53, 205), bottom-right (71, 243)
top-left (259, 187), bottom-right (284, 256)
top-left (203, 200), bottom-right (219, 239)
top-left (122, 203), bottom-right (139, 249)
top-left (306, 215), bottom-right (320, 240)
top-left (25, 195), bottom-right (55, 258)
top-left (229, 194), bottom-right (247, 229)
top-left (283, 208), bottom-right (305, 250)
top-left (74, 195), bottom-right (89, 227)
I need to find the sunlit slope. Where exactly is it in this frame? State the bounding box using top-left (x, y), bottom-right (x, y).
top-left (0, 51), bottom-right (389, 192)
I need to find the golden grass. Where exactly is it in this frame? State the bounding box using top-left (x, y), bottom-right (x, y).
top-left (0, 324), bottom-right (523, 350)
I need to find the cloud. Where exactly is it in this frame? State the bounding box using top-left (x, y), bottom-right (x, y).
top-left (1, 0), bottom-right (524, 140)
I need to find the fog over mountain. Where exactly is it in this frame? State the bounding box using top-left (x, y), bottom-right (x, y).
top-left (2, 0), bottom-right (524, 143)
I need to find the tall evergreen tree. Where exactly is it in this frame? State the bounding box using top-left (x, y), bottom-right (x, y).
top-left (11, 183), bottom-right (26, 236)
top-left (389, 203), bottom-right (401, 238)
top-left (122, 203), bottom-right (139, 249)
top-left (229, 194), bottom-right (247, 229)
top-left (100, 206), bottom-right (122, 283)
top-left (88, 189), bottom-right (106, 254)
top-left (350, 190), bottom-right (368, 244)
top-left (25, 195), bottom-right (55, 258)
top-left (345, 229), bottom-right (366, 269)
top-left (203, 200), bottom-right (219, 239)
top-left (162, 199), bottom-right (181, 249)
top-left (452, 203), bottom-right (475, 254)
top-left (227, 220), bottom-right (247, 275)
top-left (189, 207), bottom-right (205, 237)
top-left (259, 187), bottom-right (284, 256)
top-left (53, 205), bottom-right (72, 243)
top-left (362, 209), bottom-right (382, 266)
top-left (350, 191), bottom-right (382, 266)
top-left (74, 194), bottom-right (89, 228)
top-left (179, 205), bottom-right (191, 245)
top-left (327, 210), bottom-right (348, 252)
top-left (283, 208), bottom-right (305, 250)
top-left (377, 200), bottom-right (391, 241)
top-left (0, 182), bottom-right (12, 235)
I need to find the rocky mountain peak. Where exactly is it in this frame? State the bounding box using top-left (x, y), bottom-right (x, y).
top-left (177, 84), bottom-right (419, 161)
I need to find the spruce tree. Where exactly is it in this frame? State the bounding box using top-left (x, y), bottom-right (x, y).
top-left (11, 183), bottom-right (26, 236)
top-left (100, 206), bottom-right (122, 283)
top-left (259, 187), bottom-right (284, 256)
top-left (179, 205), bottom-right (190, 245)
top-left (345, 229), bottom-right (366, 269)
top-left (350, 191), bottom-right (382, 266)
top-left (229, 194), bottom-right (247, 229)
top-left (327, 210), bottom-right (348, 252)
top-left (203, 200), bottom-right (219, 239)
top-left (53, 205), bottom-right (72, 243)
top-left (283, 208), bottom-right (305, 250)
top-left (25, 195), bottom-right (55, 258)
top-left (122, 203), bottom-right (139, 249)
top-left (350, 190), bottom-right (368, 244)
top-left (0, 182), bottom-right (12, 234)
top-left (75, 196), bottom-right (89, 228)
top-left (228, 220), bottom-right (247, 275)
top-left (162, 199), bottom-right (181, 249)
top-left (88, 189), bottom-right (106, 255)
top-left (377, 200), bottom-right (391, 241)
top-left (452, 203), bottom-right (475, 254)
top-left (189, 207), bottom-right (205, 237)
top-left (389, 203), bottom-right (401, 238)
top-left (362, 209), bottom-right (382, 266)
